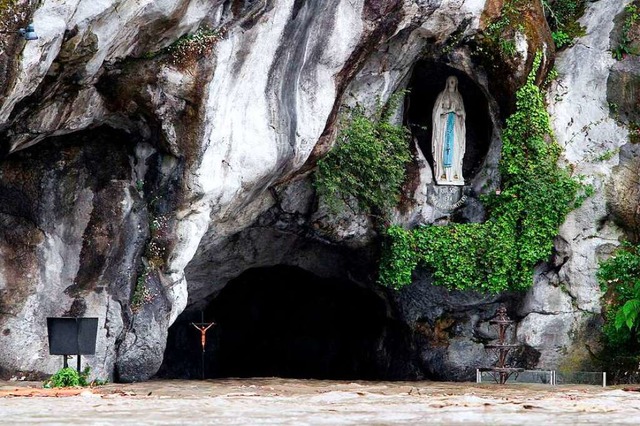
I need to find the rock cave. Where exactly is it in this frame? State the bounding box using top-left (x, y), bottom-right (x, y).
top-left (406, 60), bottom-right (493, 183)
top-left (159, 265), bottom-right (419, 380)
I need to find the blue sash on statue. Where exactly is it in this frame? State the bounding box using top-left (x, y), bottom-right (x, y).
top-left (443, 112), bottom-right (455, 168)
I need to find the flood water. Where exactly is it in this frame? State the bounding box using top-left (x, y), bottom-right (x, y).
top-left (1, 378), bottom-right (639, 424)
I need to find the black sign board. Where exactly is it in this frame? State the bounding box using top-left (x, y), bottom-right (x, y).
top-left (47, 317), bottom-right (98, 355)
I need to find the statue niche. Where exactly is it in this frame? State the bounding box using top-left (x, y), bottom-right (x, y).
top-left (431, 76), bottom-right (466, 186)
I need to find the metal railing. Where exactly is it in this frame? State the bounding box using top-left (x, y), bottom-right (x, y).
top-left (476, 369), bottom-right (607, 387)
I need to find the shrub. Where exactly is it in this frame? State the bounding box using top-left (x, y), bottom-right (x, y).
top-left (315, 93), bottom-right (412, 218)
top-left (43, 366), bottom-right (107, 388)
top-left (43, 367), bottom-right (89, 388)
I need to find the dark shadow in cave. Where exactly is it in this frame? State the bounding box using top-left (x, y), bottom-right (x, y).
top-left (158, 265), bottom-right (420, 380)
top-left (407, 61), bottom-right (492, 183)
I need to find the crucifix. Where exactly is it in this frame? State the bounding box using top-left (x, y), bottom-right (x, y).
top-left (191, 312), bottom-right (216, 380)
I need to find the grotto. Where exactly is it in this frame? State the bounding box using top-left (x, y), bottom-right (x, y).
top-left (158, 265), bottom-right (420, 380)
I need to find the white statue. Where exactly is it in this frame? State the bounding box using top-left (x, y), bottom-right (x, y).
top-left (431, 76), bottom-right (466, 186)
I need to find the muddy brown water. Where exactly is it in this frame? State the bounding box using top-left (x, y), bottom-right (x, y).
top-left (1, 378), bottom-right (639, 424)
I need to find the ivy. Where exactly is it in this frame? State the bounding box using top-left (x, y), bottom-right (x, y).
top-left (315, 93), bottom-right (412, 218)
top-left (378, 226), bottom-right (418, 290)
top-left (378, 53), bottom-right (585, 292)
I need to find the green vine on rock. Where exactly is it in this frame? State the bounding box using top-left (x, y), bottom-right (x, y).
top-left (478, 0), bottom-right (524, 59)
top-left (314, 93), bottom-right (412, 218)
top-left (478, 0), bottom-right (586, 58)
top-left (379, 53), bottom-right (586, 292)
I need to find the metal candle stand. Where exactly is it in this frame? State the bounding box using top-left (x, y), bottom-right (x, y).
top-left (480, 306), bottom-right (523, 384)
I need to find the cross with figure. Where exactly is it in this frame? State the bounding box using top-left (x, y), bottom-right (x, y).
top-left (191, 321), bottom-right (215, 353)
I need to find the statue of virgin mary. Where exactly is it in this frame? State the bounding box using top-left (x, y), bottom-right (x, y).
top-left (431, 76), bottom-right (466, 186)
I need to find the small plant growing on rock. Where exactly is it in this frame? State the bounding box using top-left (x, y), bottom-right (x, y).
top-left (594, 148), bottom-right (619, 162)
top-left (600, 243), bottom-right (640, 335)
top-left (167, 27), bottom-right (222, 68)
top-left (598, 242), bottom-right (640, 382)
top-left (43, 366), bottom-right (107, 388)
top-left (543, 0), bottom-right (586, 49)
top-left (132, 269), bottom-right (152, 311)
top-left (481, 0), bottom-right (522, 58)
top-left (551, 30), bottom-right (572, 48)
top-left (613, 3), bottom-right (640, 60)
top-left (629, 122), bottom-right (640, 144)
top-left (131, 213), bottom-right (168, 311)
top-left (147, 213), bottom-right (168, 268)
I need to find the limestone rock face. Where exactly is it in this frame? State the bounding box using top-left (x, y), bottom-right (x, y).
top-left (609, 142), bottom-right (640, 240)
top-left (0, 0), bottom-right (635, 382)
top-left (0, 128), bottom-right (147, 379)
top-left (524, 0), bottom-right (632, 370)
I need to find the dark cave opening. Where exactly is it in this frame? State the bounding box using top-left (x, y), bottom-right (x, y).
top-left (158, 265), bottom-right (420, 380)
top-left (407, 61), bottom-right (492, 183)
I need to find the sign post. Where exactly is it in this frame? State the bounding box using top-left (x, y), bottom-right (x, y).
top-left (47, 317), bottom-right (99, 372)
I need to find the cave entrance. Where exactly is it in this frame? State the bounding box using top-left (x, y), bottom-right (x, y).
top-left (159, 265), bottom-right (419, 380)
top-left (407, 61), bottom-right (492, 183)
